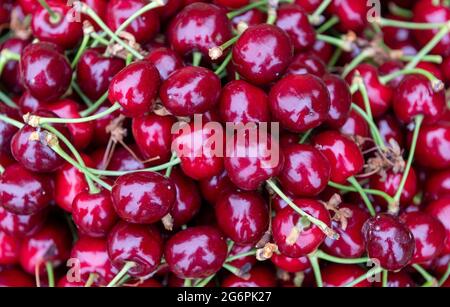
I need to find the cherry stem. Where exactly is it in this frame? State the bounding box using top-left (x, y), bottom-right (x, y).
top-left (164, 152), bottom-right (178, 177)
top-left (214, 52), bottom-right (232, 76)
top-left (399, 54), bottom-right (442, 64)
top-left (327, 48), bottom-right (342, 68)
top-left (90, 32), bottom-right (110, 46)
top-left (347, 176), bottom-right (376, 216)
top-left (107, 262), bottom-right (136, 287)
top-left (309, 0), bottom-right (332, 24)
top-left (37, 0), bottom-right (60, 23)
top-left (116, 274), bottom-right (130, 286)
top-left (45, 262), bottom-right (55, 287)
top-left (391, 115), bottom-right (424, 212)
top-left (80, 91), bottom-right (109, 117)
top-left (317, 15), bottom-right (339, 34)
top-left (344, 266), bottom-right (383, 287)
top-left (64, 213), bottom-right (78, 243)
top-left (222, 263), bottom-right (242, 276)
top-left (316, 34), bottom-right (351, 52)
top-left (226, 0), bottom-right (292, 19)
top-left (0, 49), bottom-right (20, 76)
top-left (379, 68), bottom-right (443, 89)
top-left (84, 273), bottom-right (96, 287)
top-left (184, 278), bottom-right (192, 287)
top-left (382, 270), bottom-right (388, 287)
top-left (377, 17), bottom-right (446, 30)
top-left (438, 264), bottom-right (450, 286)
top-left (225, 250), bottom-right (257, 262)
top-left (71, 34), bottom-right (91, 69)
top-left (0, 113), bottom-right (24, 128)
top-left (0, 164), bottom-right (4, 174)
top-left (72, 82), bottom-right (94, 107)
top-left (314, 250), bottom-right (369, 264)
top-left (88, 157), bottom-right (181, 176)
top-left (342, 49), bottom-right (374, 78)
top-left (266, 179), bottom-right (339, 239)
top-left (195, 274), bottom-right (216, 287)
top-left (388, 2), bottom-right (413, 19)
top-left (192, 52), bottom-right (202, 67)
top-left (299, 129), bottom-right (313, 144)
top-left (351, 104), bottom-right (387, 152)
top-left (266, 2), bottom-right (278, 25)
top-left (328, 181), bottom-right (395, 205)
top-left (412, 264), bottom-right (437, 285)
top-left (308, 254), bottom-right (323, 287)
top-left (0, 90), bottom-right (19, 109)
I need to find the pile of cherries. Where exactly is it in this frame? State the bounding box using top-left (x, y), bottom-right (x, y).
top-left (0, 0), bottom-right (449, 288)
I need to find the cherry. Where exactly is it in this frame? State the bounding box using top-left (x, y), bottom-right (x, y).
top-left (426, 197), bottom-right (450, 254)
top-left (375, 271), bottom-right (415, 287)
top-left (293, 0), bottom-right (320, 13)
top-left (164, 226), bottom-right (227, 278)
top-left (328, 0), bottom-right (368, 33)
top-left (416, 62), bottom-right (444, 82)
top-left (363, 213), bottom-right (415, 271)
top-left (218, 80), bottom-right (270, 124)
top-left (382, 14), bottom-right (417, 56)
top-left (18, 0), bottom-right (65, 14)
top-left (269, 74), bottom-right (330, 133)
top-left (322, 264), bottom-right (371, 287)
top-left (431, 253), bottom-right (450, 276)
top-left (108, 60), bottom-right (160, 117)
top-left (57, 276), bottom-right (85, 287)
top-left (154, 0), bottom-right (182, 20)
top-left (145, 47), bottom-right (184, 81)
top-left (346, 64), bottom-right (393, 118)
top-left (72, 190), bottom-right (118, 238)
top-left (378, 60), bottom-right (405, 88)
top-left (275, 4), bottom-right (316, 52)
top-left (425, 170), bottom-right (450, 202)
top-left (105, 0), bottom-right (160, 44)
top-left (285, 52), bottom-right (326, 77)
top-left (92, 145), bottom-right (145, 173)
top-left (76, 48), bottom-right (125, 101)
top-left (0, 38), bottom-right (28, 94)
top-left (135, 278), bottom-right (162, 287)
top-left (376, 114), bottom-right (404, 148)
top-left (0, 0), bottom-right (13, 25)
top-left (215, 189), bottom-right (269, 245)
top-left (313, 131), bottom-right (364, 184)
top-left (413, 123), bottom-right (450, 169)
top-left (323, 74), bottom-right (351, 128)
top-left (0, 163), bottom-right (52, 215)
top-left (222, 266), bottom-right (276, 287)
top-left (322, 204), bottom-right (369, 259)
top-left (214, 0), bottom-right (248, 9)
top-left (278, 143), bottom-right (330, 197)
top-left (81, 0), bottom-right (108, 31)
top-left (393, 75), bottom-right (445, 124)
top-left (70, 236), bottom-right (117, 286)
top-left (107, 221), bottom-right (163, 277)
top-left (232, 24), bottom-right (293, 85)
top-left (198, 170), bottom-right (235, 205)
top-left (19, 42), bottom-right (71, 102)
top-left (0, 105), bottom-right (19, 156)
top-left (271, 254), bottom-right (310, 273)
top-left (167, 3), bottom-right (232, 57)
top-left (18, 91), bottom-right (48, 115)
top-left (442, 56), bottom-right (450, 84)
top-left (132, 113), bottom-right (176, 166)
top-left (160, 66), bottom-right (221, 116)
top-left (311, 40), bottom-right (333, 64)
top-left (227, 243), bottom-right (257, 271)
top-left (400, 211), bottom-right (446, 264)
top-left (0, 268), bottom-right (34, 287)
top-left (0, 206), bottom-right (46, 237)
top-left (91, 104), bottom-right (121, 146)
top-left (0, 229), bottom-right (20, 265)
top-left (272, 199), bottom-right (331, 258)
top-left (230, 9), bottom-right (265, 31)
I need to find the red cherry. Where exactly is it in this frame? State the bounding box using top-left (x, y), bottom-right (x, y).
top-left (416, 62), bottom-right (444, 81)
top-left (18, 91), bottom-right (48, 115)
top-left (222, 266), bottom-right (276, 287)
top-left (0, 38), bottom-right (28, 94)
top-left (323, 74), bottom-right (351, 128)
top-left (0, 105), bottom-right (19, 156)
top-left (198, 170), bottom-right (236, 205)
top-left (230, 9), bottom-right (265, 31)
top-left (413, 123), bottom-right (450, 169)
top-left (81, 0), bottom-right (108, 31)
top-left (0, 268), bottom-right (34, 287)
top-left (145, 47), bottom-right (184, 81)
top-left (322, 264), bottom-right (372, 287)
top-left (164, 226), bottom-right (227, 278)
top-left (154, 0), bottom-right (182, 20)
top-left (376, 114), bottom-right (405, 148)
top-left (0, 229), bottom-right (21, 265)
top-left (213, 0), bottom-right (248, 9)
top-left (271, 254), bottom-right (310, 273)
top-left (293, 0), bottom-right (320, 13)
top-left (363, 213), bottom-right (415, 271)
top-left (92, 145), bottom-right (145, 173)
top-left (18, 0), bottom-right (64, 14)
top-left (91, 104), bottom-right (120, 146)
top-left (339, 110), bottom-right (369, 140)
top-left (424, 169), bottom-right (450, 202)
top-left (442, 56), bottom-right (450, 84)
top-left (0, 206), bottom-right (46, 237)
top-left (426, 197), bottom-right (450, 254)
top-left (272, 199), bottom-right (331, 258)
top-left (311, 39), bottom-right (333, 63)
top-left (19, 42), bottom-right (71, 102)
top-left (160, 66), bottom-right (221, 116)
top-left (378, 60), bottom-right (405, 88)
top-left (227, 243), bottom-right (257, 270)
top-left (0, 0), bottom-right (13, 24)
top-left (107, 221), bottom-right (163, 277)
top-left (285, 52), bottom-right (326, 77)
top-left (375, 271), bottom-right (415, 287)
top-left (382, 14), bottom-right (417, 56)
top-left (57, 275), bottom-right (85, 287)
top-left (328, 0), bottom-right (368, 33)
top-left (232, 24), bottom-right (293, 85)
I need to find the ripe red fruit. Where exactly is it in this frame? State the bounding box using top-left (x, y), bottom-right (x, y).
top-left (145, 47), bottom-right (184, 81)
top-left (322, 264), bottom-right (372, 287)
top-left (0, 206), bottom-right (46, 237)
top-left (222, 266), bottom-right (276, 287)
top-left (426, 197), bottom-right (450, 254)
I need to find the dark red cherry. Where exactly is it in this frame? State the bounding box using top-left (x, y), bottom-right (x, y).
top-left (107, 221), bottom-right (163, 277)
top-left (322, 264), bottom-right (371, 287)
top-left (91, 103), bottom-right (120, 146)
top-left (222, 266), bottom-right (276, 287)
top-left (269, 74), bottom-right (330, 133)
top-left (31, 2), bottom-right (83, 50)
top-left (93, 145), bottom-right (145, 173)
top-left (328, 0), bottom-right (368, 33)
top-left (0, 268), bottom-right (34, 287)
top-left (416, 62), bottom-right (444, 81)
top-left (167, 3), bottom-right (231, 57)
top-left (230, 8), bottom-right (266, 31)
top-left (108, 61), bottom-right (160, 117)
top-left (224, 128), bottom-right (284, 190)
top-left (57, 276), bottom-right (85, 287)
top-left (227, 243), bottom-right (257, 270)
top-left (272, 199), bottom-right (331, 258)
top-left (218, 80), bottom-right (270, 124)
top-left (0, 163), bottom-right (51, 215)
top-left (382, 14), bottom-right (416, 54)
top-left (132, 113), bottom-right (176, 166)
top-left (106, 0), bottom-right (160, 44)
top-left (323, 74), bottom-right (351, 128)
top-left (164, 226), bottom-right (227, 278)
top-left (363, 213), bottom-right (415, 271)
top-left (400, 211), bottom-right (445, 263)
top-left (76, 48), bottom-right (125, 101)
top-left (19, 42), bottom-right (71, 102)
top-left (275, 4), bottom-right (315, 52)
top-left (0, 206), bottom-right (46, 237)
top-left (393, 75), bottom-right (445, 124)
top-left (425, 170), bottom-right (450, 202)
top-left (293, 0), bottom-right (320, 13)
top-left (232, 24), bottom-right (293, 85)
top-left (0, 38), bottom-right (28, 94)
top-left (215, 189), bottom-right (268, 245)
top-left (198, 170), bottom-right (236, 205)
top-left (346, 64), bottom-right (393, 118)
top-left (0, 105), bottom-right (19, 156)
top-left (442, 56), bottom-right (450, 84)
top-left (376, 114), bottom-right (404, 148)
top-left (214, 0), bottom-right (248, 9)
top-left (18, 0), bottom-right (65, 14)
top-left (154, 0), bottom-right (182, 20)
top-left (414, 123), bottom-right (450, 169)
top-left (285, 52), bottom-right (326, 77)
top-left (72, 190), bottom-right (118, 238)
top-left (311, 39), bottom-right (333, 63)
top-left (339, 110), bottom-right (369, 140)
top-left (378, 60), bottom-right (405, 88)
top-left (145, 47), bottom-right (184, 81)
top-left (375, 271), bottom-right (415, 287)
top-left (431, 253), bottom-right (450, 276)
top-left (278, 144), bottom-right (330, 197)
top-left (18, 91), bottom-right (48, 115)
top-left (112, 172), bottom-right (176, 224)
top-left (313, 131), bottom-right (364, 184)
top-left (160, 66), bottom-right (221, 116)
top-left (0, 229), bottom-right (20, 265)
top-left (323, 204), bottom-right (369, 258)
top-left (80, 0), bottom-right (108, 30)
top-left (0, 0), bottom-right (13, 24)
top-left (271, 254), bottom-right (310, 273)
top-left (426, 197), bottom-right (450, 254)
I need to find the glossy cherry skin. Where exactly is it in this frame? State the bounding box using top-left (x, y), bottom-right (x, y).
top-left (160, 66), bottom-right (221, 116)
top-left (145, 47), bottom-right (184, 81)
top-left (0, 105), bottom-right (19, 156)
top-left (278, 144), bottom-right (330, 197)
top-left (425, 170), bottom-right (450, 202)
top-left (426, 197), bottom-right (450, 254)
top-left (214, 0), bottom-right (248, 9)
top-left (400, 211), bottom-right (445, 264)
top-left (285, 52), bottom-right (326, 77)
top-left (232, 24), bottom-right (293, 85)
top-left (19, 42), bottom-right (71, 102)
top-left (346, 64), bottom-right (393, 118)
top-left (271, 254), bottom-right (310, 273)
top-left (31, 2), bottom-right (83, 50)
top-left (198, 170), bottom-right (236, 205)
top-left (0, 38), bottom-right (28, 94)
top-left (272, 199), bottom-right (331, 258)
top-left (375, 271), bottom-right (415, 287)
top-left (17, 91), bottom-right (48, 115)
top-left (230, 8), bottom-right (266, 31)
top-left (323, 74), bottom-right (351, 128)
top-left (0, 229), bottom-right (20, 265)
top-left (413, 123), bottom-right (450, 169)
top-left (328, 0), bottom-right (368, 33)
top-left (377, 114), bottom-right (404, 148)
top-left (167, 3), bottom-right (232, 57)
top-left (164, 226), bottom-right (227, 279)
top-left (80, 0), bottom-right (108, 31)
top-left (323, 204), bottom-right (369, 259)
top-left (76, 48), bottom-right (125, 101)
top-left (105, 0), bottom-right (160, 44)
top-left (293, 0), bottom-right (320, 13)
top-left (0, 269), bottom-right (35, 287)
top-left (393, 75), bottom-right (445, 124)
top-left (20, 221), bottom-right (71, 275)
top-left (382, 14), bottom-right (416, 55)
top-left (378, 60), bottom-right (405, 88)
top-left (215, 190), bottom-right (268, 245)
top-left (0, 206), bottom-right (46, 237)
top-left (275, 4), bottom-right (315, 52)
top-left (311, 39), bottom-right (333, 63)
top-left (0, 163), bottom-right (52, 215)
top-left (224, 128), bottom-right (284, 190)
top-left (322, 264), bottom-right (371, 287)
top-left (222, 266), bottom-right (276, 287)
top-left (313, 131), bottom-right (364, 184)
top-left (363, 213), bottom-right (415, 271)
top-left (227, 243), bottom-right (257, 271)
top-left (70, 236), bottom-right (117, 286)
top-left (91, 103), bottom-right (120, 146)
top-left (339, 110), bottom-right (369, 139)
top-left (107, 221), bottom-right (163, 277)
top-left (443, 56), bottom-right (450, 84)
top-left (72, 190), bottom-right (118, 238)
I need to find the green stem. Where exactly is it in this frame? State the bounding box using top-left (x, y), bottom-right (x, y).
top-left (382, 270), bottom-right (388, 287)
top-left (0, 164), bottom-right (4, 174)
top-left (315, 250), bottom-right (369, 264)
top-left (227, 0), bottom-right (267, 19)
top-left (107, 262), bottom-right (135, 287)
top-left (316, 34), bottom-right (351, 51)
top-left (412, 264), bottom-right (437, 284)
top-left (45, 262), bottom-right (55, 287)
top-left (377, 17), bottom-right (446, 29)
top-left (344, 266), bottom-right (383, 287)
top-left (225, 250), bottom-right (257, 262)
top-left (308, 255), bottom-right (323, 287)
top-left (72, 82), bottom-right (94, 107)
top-left (0, 113), bottom-right (24, 128)
top-left (439, 264), bottom-right (450, 286)
top-left (71, 34), bottom-right (90, 69)
top-left (38, 103), bottom-right (120, 125)
top-left (328, 181), bottom-right (395, 204)
top-left (347, 176), bottom-right (376, 216)
top-left (88, 157), bottom-right (181, 177)
top-left (192, 52), bottom-right (202, 67)
top-left (309, 0), bottom-right (332, 23)
top-left (184, 278), bottom-right (192, 287)
top-left (214, 52), bottom-right (232, 76)
top-left (164, 152), bottom-right (178, 177)
top-left (37, 0), bottom-right (60, 23)
top-left (317, 16), bottom-right (339, 34)
top-left (388, 2), bottom-right (413, 19)
top-left (90, 32), bottom-right (110, 46)
top-left (0, 90), bottom-right (19, 109)
top-left (327, 48), bottom-right (342, 68)
top-left (112, 1), bottom-right (163, 37)
top-left (222, 263), bottom-right (242, 276)
top-left (0, 49), bottom-right (20, 76)
top-left (195, 274), bottom-right (215, 287)
top-left (79, 91), bottom-right (109, 117)
top-left (399, 54), bottom-right (442, 64)
top-left (342, 49), bottom-right (373, 77)
top-left (299, 129), bottom-right (313, 144)
top-left (379, 68), bottom-right (442, 86)
top-left (84, 273), bottom-right (96, 287)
